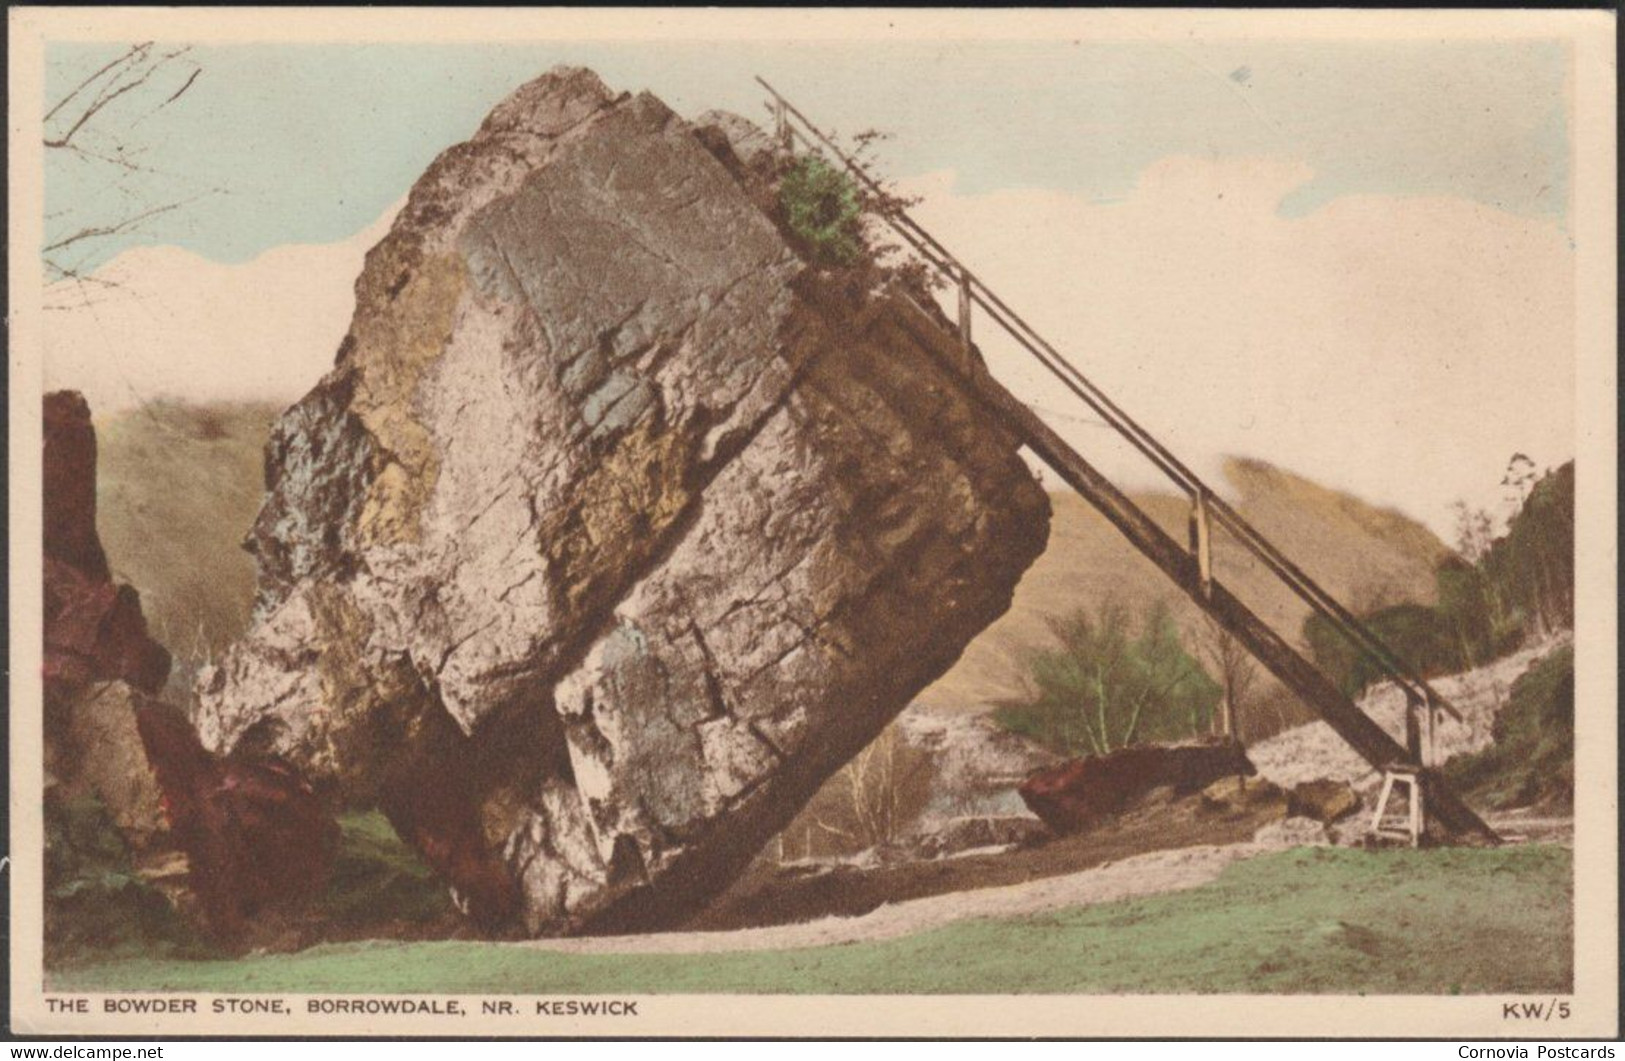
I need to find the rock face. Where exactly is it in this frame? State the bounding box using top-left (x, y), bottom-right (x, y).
top-left (43, 391), bottom-right (171, 698)
top-left (43, 390), bottom-right (173, 844)
top-left (897, 705), bottom-right (1062, 820)
top-left (196, 67), bottom-right (1049, 935)
top-left (42, 390), bottom-right (337, 940)
top-left (1019, 740), bottom-right (1256, 835)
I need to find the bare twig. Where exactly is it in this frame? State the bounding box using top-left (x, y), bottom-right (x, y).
top-left (159, 68), bottom-right (201, 109)
top-left (42, 195), bottom-right (197, 254)
top-left (42, 42), bottom-right (151, 125)
top-left (45, 45), bottom-right (194, 150)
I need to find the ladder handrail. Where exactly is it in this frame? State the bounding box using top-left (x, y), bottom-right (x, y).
top-left (756, 75), bottom-right (1463, 724)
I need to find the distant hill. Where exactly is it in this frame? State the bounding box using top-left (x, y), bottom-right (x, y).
top-left (916, 457), bottom-right (1451, 730)
top-left (91, 400), bottom-right (1451, 729)
top-left (93, 399), bottom-right (281, 702)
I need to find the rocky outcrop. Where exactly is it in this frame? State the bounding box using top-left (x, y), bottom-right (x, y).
top-left (43, 391), bottom-right (171, 698)
top-left (42, 390), bottom-right (337, 940)
top-left (196, 67), bottom-right (1049, 935)
top-left (1019, 740), bottom-right (1256, 835)
top-left (897, 705), bottom-right (1062, 820)
top-left (134, 699), bottom-right (339, 938)
top-left (43, 390), bottom-right (173, 842)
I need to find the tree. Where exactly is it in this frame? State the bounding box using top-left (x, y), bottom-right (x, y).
top-left (1195, 613), bottom-right (1258, 742)
top-left (994, 599), bottom-right (1221, 758)
top-left (1450, 499), bottom-right (1496, 565)
top-left (811, 724), bottom-right (931, 852)
top-left (1500, 452), bottom-right (1539, 523)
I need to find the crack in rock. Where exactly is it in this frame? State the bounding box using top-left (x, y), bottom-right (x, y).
top-left (194, 66), bottom-right (1051, 938)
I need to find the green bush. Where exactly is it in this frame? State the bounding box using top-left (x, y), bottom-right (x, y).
top-left (44, 794), bottom-right (210, 966)
top-left (1305, 602), bottom-right (1467, 700)
top-left (317, 810), bottom-right (455, 931)
top-left (995, 600), bottom-right (1221, 757)
top-left (778, 155), bottom-right (863, 267)
top-left (1444, 646), bottom-right (1573, 810)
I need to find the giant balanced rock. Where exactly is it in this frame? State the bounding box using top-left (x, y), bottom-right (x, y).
top-left (197, 67), bottom-right (1049, 935)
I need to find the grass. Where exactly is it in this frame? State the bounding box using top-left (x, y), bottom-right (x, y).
top-left (50, 844), bottom-right (1571, 995)
top-left (318, 811), bottom-right (456, 932)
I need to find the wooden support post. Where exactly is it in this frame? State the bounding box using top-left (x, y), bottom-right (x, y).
top-left (1404, 691), bottom-right (1424, 765)
top-left (1412, 775), bottom-right (1426, 846)
top-left (1190, 488), bottom-right (1214, 600)
top-left (1423, 691), bottom-right (1438, 768)
top-left (957, 268), bottom-right (973, 353)
top-left (1370, 773), bottom-right (1396, 835)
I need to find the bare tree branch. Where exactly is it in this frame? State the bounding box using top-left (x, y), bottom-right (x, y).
top-left (42, 42), bottom-right (151, 125)
top-left (159, 67), bottom-right (201, 109)
top-left (45, 45), bottom-right (193, 150)
top-left (42, 198), bottom-right (188, 253)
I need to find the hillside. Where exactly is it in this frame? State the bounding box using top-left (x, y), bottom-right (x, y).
top-left (917, 457), bottom-right (1451, 728)
top-left (92, 401), bottom-right (1451, 737)
top-left (93, 400), bottom-right (281, 703)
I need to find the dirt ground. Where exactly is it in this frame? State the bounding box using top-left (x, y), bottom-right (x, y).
top-left (495, 791), bottom-right (1284, 957)
top-left (692, 789), bottom-right (1279, 932)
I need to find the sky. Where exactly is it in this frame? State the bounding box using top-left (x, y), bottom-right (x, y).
top-left (41, 38), bottom-right (1576, 539)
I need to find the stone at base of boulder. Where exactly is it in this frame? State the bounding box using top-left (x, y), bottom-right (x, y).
top-left (1288, 779), bottom-right (1362, 823)
top-left (1201, 774), bottom-right (1286, 814)
top-left (51, 681), bottom-right (172, 852)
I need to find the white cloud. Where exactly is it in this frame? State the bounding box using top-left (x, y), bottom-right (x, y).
top-left (904, 158), bottom-right (1575, 538)
top-left (43, 202), bottom-right (400, 416)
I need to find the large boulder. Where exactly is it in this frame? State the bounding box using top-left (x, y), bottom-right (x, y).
top-left (195, 67), bottom-right (1050, 935)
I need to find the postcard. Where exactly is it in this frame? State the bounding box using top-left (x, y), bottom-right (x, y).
top-left (7, 7), bottom-right (1617, 1039)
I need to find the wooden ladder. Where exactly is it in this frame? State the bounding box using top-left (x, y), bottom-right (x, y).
top-left (757, 76), bottom-right (1499, 845)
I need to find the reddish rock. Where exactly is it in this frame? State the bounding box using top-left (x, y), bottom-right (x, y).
top-left (1019, 739), bottom-right (1256, 835)
top-left (41, 390), bottom-right (337, 941)
top-left (42, 391), bottom-right (170, 699)
top-left (135, 700), bottom-right (339, 938)
top-left (44, 558), bottom-right (172, 697)
top-left (43, 390), bottom-right (110, 578)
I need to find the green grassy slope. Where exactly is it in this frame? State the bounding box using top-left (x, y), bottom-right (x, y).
top-left (51, 844), bottom-right (1570, 995)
